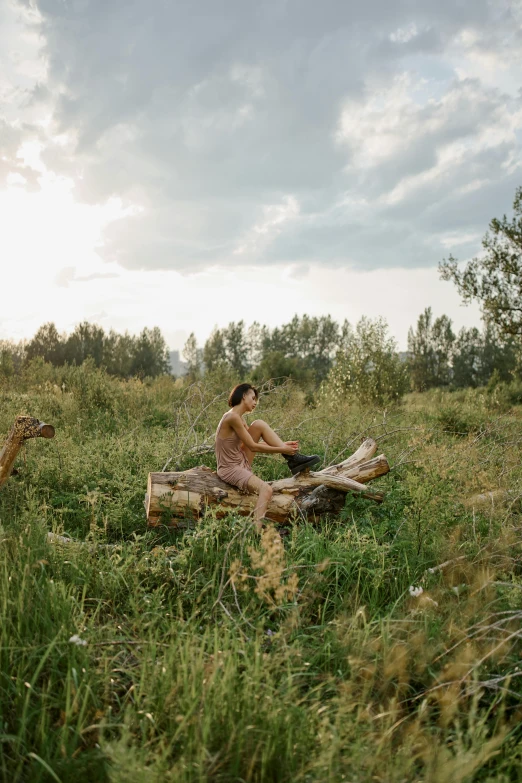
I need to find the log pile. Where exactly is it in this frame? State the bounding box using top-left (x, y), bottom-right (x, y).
top-left (0, 416), bottom-right (55, 489)
top-left (146, 438), bottom-right (390, 527)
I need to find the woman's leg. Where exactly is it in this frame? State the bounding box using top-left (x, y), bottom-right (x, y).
top-left (246, 474), bottom-right (273, 530)
top-left (242, 419), bottom-right (285, 465)
top-left (245, 418), bottom-right (320, 477)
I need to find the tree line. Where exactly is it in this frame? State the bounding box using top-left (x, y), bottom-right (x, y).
top-left (407, 309), bottom-right (517, 391)
top-left (0, 322), bottom-right (170, 379)
top-left (183, 315), bottom-right (344, 384)
top-left (0, 311), bottom-right (518, 402)
top-left (182, 310), bottom-right (518, 395)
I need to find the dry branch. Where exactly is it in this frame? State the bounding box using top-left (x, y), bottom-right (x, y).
top-left (315, 437), bottom-right (378, 474)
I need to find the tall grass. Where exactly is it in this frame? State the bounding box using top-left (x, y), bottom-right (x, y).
top-left (1, 364), bottom-right (522, 781)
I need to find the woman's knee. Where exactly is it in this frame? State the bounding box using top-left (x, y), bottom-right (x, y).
top-left (248, 420), bottom-right (266, 444)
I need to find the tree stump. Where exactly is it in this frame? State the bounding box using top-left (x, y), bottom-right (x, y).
top-left (0, 416), bottom-right (55, 489)
top-left (146, 438), bottom-right (390, 527)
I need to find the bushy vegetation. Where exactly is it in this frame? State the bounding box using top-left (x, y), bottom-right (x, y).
top-left (407, 309), bottom-right (517, 392)
top-left (190, 313), bottom-right (518, 403)
top-left (323, 316), bottom-right (409, 406)
top-left (2, 308), bottom-right (520, 412)
top-left (2, 363), bottom-right (522, 781)
top-left (1, 322), bottom-right (170, 380)
top-left (185, 315), bottom-right (345, 386)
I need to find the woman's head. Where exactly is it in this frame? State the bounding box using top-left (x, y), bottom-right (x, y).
top-left (228, 383), bottom-right (259, 408)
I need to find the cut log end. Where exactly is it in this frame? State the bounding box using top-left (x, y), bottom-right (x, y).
top-left (0, 415), bottom-right (56, 490)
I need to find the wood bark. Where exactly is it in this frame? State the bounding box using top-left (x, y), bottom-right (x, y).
top-left (0, 416), bottom-right (55, 489)
top-left (146, 438), bottom-right (390, 527)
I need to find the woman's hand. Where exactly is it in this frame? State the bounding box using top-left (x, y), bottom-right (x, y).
top-left (281, 441), bottom-right (299, 455)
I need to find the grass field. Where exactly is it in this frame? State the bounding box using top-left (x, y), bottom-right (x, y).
top-left (1, 361), bottom-right (522, 782)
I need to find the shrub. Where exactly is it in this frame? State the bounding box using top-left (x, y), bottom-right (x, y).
top-left (322, 317), bottom-right (409, 406)
top-left (436, 404), bottom-right (483, 436)
top-left (487, 376), bottom-right (522, 409)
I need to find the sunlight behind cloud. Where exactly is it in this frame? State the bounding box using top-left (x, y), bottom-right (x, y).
top-left (0, 151), bottom-right (134, 340)
top-left (233, 196), bottom-right (300, 258)
top-left (1, 0), bottom-right (520, 353)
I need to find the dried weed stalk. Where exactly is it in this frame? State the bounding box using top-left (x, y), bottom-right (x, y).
top-left (229, 524), bottom-right (299, 607)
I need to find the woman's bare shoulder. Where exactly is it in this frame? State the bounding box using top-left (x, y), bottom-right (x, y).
top-left (218, 411), bottom-right (241, 434)
top-left (225, 411), bottom-right (244, 427)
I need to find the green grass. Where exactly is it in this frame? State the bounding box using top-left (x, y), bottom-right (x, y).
top-left (1, 364), bottom-right (522, 781)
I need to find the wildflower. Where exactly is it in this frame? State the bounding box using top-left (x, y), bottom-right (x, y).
top-left (69, 634), bottom-right (87, 646)
top-left (409, 585), bottom-right (423, 598)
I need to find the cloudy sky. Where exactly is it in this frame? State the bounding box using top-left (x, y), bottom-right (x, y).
top-left (1, 0), bottom-right (521, 352)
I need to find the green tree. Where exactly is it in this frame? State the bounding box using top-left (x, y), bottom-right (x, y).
top-left (440, 186), bottom-right (522, 336)
top-left (451, 327), bottom-right (483, 388)
top-left (0, 347), bottom-right (14, 379)
top-left (246, 322), bottom-right (270, 368)
top-left (451, 325), bottom-right (516, 388)
top-left (255, 315), bottom-right (340, 385)
top-left (182, 333), bottom-right (201, 380)
top-left (0, 340), bottom-right (25, 379)
top-left (407, 308), bottom-right (455, 390)
top-left (130, 327), bottom-right (170, 378)
top-left (25, 322), bottom-right (65, 365)
top-left (223, 321), bottom-right (249, 376)
top-left (104, 330), bottom-right (136, 377)
top-left (431, 314), bottom-right (455, 387)
top-left (308, 315), bottom-right (340, 382)
top-left (203, 328), bottom-right (227, 373)
top-left (325, 317), bottom-right (408, 405)
top-left (64, 321), bottom-right (106, 367)
top-left (480, 325), bottom-right (517, 384)
top-left (251, 351), bottom-right (315, 386)
top-left (285, 315), bottom-right (340, 383)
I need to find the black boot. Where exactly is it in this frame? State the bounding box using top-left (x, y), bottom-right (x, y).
top-left (283, 452), bottom-right (321, 475)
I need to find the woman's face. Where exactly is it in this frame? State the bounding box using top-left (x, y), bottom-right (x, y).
top-left (243, 389), bottom-right (258, 412)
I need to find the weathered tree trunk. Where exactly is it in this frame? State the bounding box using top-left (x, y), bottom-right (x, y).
top-left (146, 438), bottom-right (390, 527)
top-left (0, 416), bottom-right (55, 489)
top-left (465, 489), bottom-right (517, 508)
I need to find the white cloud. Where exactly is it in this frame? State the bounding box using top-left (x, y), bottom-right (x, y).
top-left (390, 23), bottom-right (420, 44)
top-left (336, 73), bottom-right (422, 167)
top-left (234, 196), bottom-right (300, 258)
top-left (6, 0), bottom-right (514, 275)
top-left (1, 0), bottom-right (520, 347)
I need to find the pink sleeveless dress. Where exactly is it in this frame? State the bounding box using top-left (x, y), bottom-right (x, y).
top-left (215, 416), bottom-right (253, 491)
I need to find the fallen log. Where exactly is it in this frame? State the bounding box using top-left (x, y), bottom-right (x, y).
top-left (146, 438), bottom-right (390, 527)
top-left (0, 415), bottom-right (55, 489)
top-left (464, 489), bottom-right (519, 509)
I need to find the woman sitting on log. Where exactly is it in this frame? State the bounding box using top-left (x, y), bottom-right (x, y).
top-left (215, 383), bottom-right (320, 528)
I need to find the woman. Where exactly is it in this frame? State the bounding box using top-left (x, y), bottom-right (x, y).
top-left (215, 383), bottom-right (320, 529)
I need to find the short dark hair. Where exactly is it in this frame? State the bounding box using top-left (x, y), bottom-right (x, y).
top-left (228, 383), bottom-right (259, 407)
